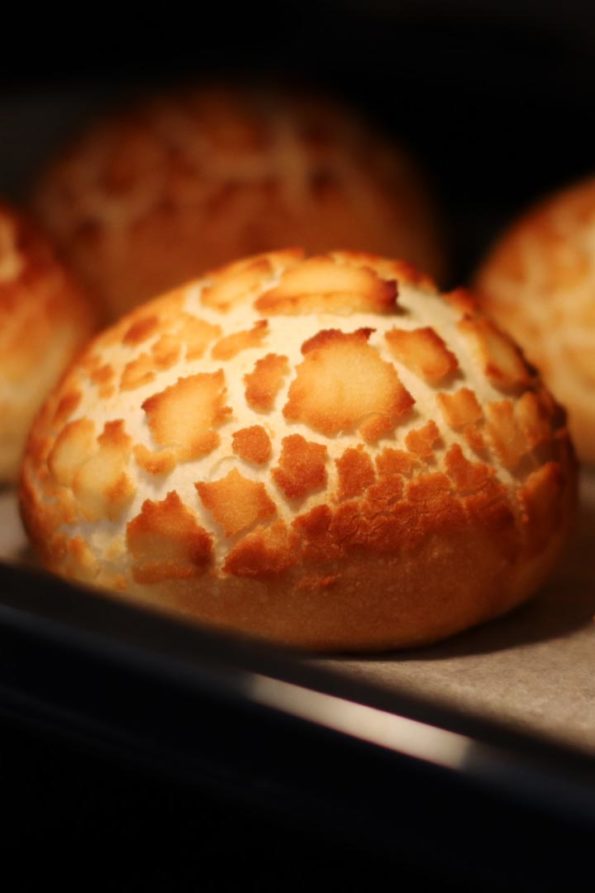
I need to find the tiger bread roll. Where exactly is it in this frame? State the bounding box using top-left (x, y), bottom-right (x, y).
top-left (475, 177), bottom-right (595, 463)
top-left (30, 84), bottom-right (446, 320)
top-left (20, 249), bottom-right (576, 651)
top-left (0, 201), bottom-right (95, 483)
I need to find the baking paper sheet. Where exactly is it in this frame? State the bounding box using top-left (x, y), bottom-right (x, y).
top-left (322, 472), bottom-right (595, 755)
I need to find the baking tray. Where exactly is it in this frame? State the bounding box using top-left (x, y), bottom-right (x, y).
top-left (2, 5), bottom-right (595, 889)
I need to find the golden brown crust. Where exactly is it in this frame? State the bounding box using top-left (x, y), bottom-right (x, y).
top-left (127, 491), bottom-right (213, 583)
top-left (474, 176), bottom-right (595, 462)
top-left (244, 353), bottom-right (289, 412)
top-left (197, 469), bottom-right (277, 538)
top-left (336, 446), bottom-right (376, 500)
top-left (255, 255), bottom-right (398, 316)
top-left (30, 85), bottom-right (446, 319)
top-left (0, 201), bottom-right (95, 481)
top-left (386, 326), bottom-right (458, 383)
top-left (211, 320), bottom-right (268, 360)
top-left (232, 425), bottom-right (272, 465)
top-left (20, 248), bottom-right (577, 651)
top-left (272, 434), bottom-right (328, 501)
top-left (142, 371), bottom-right (230, 461)
top-left (283, 328), bottom-right (414, 439)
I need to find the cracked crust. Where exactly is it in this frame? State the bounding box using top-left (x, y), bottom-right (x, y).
top-left (475, 176), bottom-right (595, 462)
top-left (20, 249), bottom-right (577, 651)
top-left (30, 85), bottom-right (446, 319)
top-left (0, 201), bottom-right (95, 481)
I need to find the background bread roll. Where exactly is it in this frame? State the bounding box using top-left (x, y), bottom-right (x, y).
top-left (474, 177), bottom-right (595, 463)
top-left (0, 201), bottom-right (95, 482)
top-left (30, 86), bottom-right (445, 319)
top-left (20, 250), bottom-right (575, 650)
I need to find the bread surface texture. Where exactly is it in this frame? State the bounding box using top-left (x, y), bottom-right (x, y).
top-left (20, 249), bottom-right (575, 650)
top-left (31, 85), bottom-right (445, 319)
top-left (0, 202), bottom-right (95, 482)
top-left (475, 177), bottom-right (595, 463)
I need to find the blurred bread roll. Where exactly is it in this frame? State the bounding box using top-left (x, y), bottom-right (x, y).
top-left (0, 202), bottom-right (95, 482)
top-left (20, 249), bottom-right (575, 650)
top-left (30, 86), bottom-right (446, 319)
top-left (475, 177), bottom-right (595, 463)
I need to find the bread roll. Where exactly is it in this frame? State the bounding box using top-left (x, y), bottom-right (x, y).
top-left (0, 202), bottom-right (95, 482)
top-left (475, 177), bottom-right (595, 463)
top-left (30, 86), bottom-right (445, 319)
top-left (20, 249), bottom-right (575, 650)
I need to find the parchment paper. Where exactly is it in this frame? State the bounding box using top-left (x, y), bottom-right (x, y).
top-left (2, 476), bottom-right (595, 754)
top-left (321, 473), bottom-right (595, 755)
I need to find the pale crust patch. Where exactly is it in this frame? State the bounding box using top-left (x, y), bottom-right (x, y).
top-left (272, 434), bottom-right (328, 501)
top-left (71, 420), bottom-right (136, 522)
top-left (142, 371), bottom-right (230, 461)
top-left (196, 468), bottom-right (276, 538)
top-left (232, 425), bottom-right (272, 465)
top-left (244, 353), bottom-right (289, 412)
top-left (212, 320), bottom-right (268, 360)
top-left (458, 317), bottom-right (532, 390)
top-left (256, 255), bottom-right (397, 315)
top-left (385, 326), bottom-right (458, 383)
top-left (127, 490), bottom-right (213, 583)
top-left (284, 329), bottom-right (413, 440)
top-left (336, 446), bottom-right (376, 500)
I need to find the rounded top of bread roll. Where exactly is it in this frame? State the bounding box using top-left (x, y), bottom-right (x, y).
top-left (0, 201), bottom-right (95, 482)
top-left (20, 249), bottom-right (575, 650)
top-left (30, 85), bottom-right (445, 319)
top-left (474, 176), bottom-right (595, 463)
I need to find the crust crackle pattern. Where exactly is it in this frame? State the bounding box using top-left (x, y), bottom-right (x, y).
top-left (21, 249), bottom-right (576, 650)
top-left (475, 177), bottom-right (595, 463)
top-left (31, 87), bottom-right (445, 318)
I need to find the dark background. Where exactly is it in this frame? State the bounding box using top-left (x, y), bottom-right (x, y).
top-left (1, 3), bottom-right (594, 889)
top-left (1, 1), bottom-right (594, 283)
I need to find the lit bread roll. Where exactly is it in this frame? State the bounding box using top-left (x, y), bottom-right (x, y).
top-left (20, 250), bottom-right (575, 650)
top-left (0, 202), bottom-right (95, 482)
top-left (30, 86), bottom-right (445, 319)
top-left (475, 177), bottom-right (595, 463)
